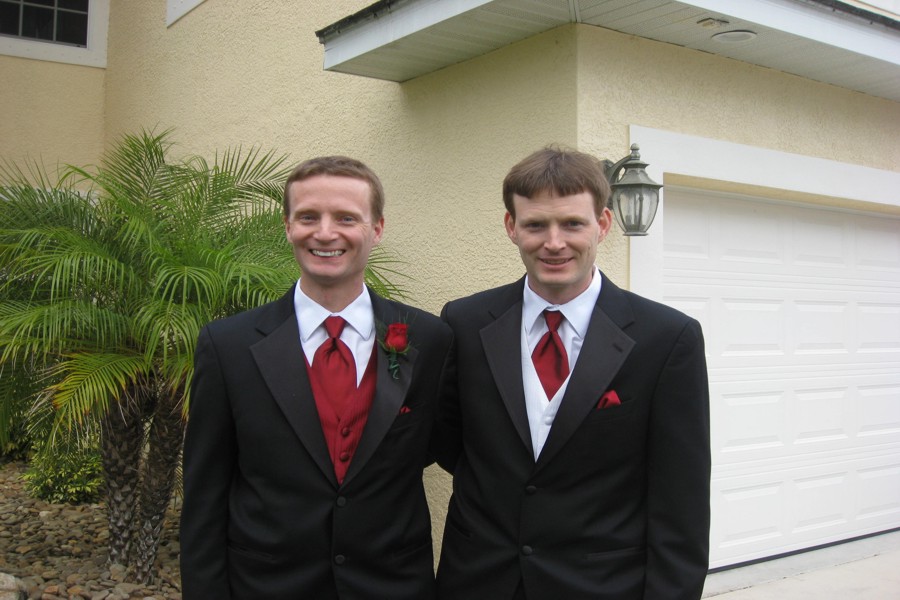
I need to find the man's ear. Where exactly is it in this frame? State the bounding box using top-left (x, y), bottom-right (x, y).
top-left (504, 212), bottom-right (517, 243)
top-left (373, 217), bottom-right (385, 245)
top-left (597, 206), bottom-right (613, 240)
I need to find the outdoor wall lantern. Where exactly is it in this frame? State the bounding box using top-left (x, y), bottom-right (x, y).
top-left (602, 144), bottom-right (663, 236)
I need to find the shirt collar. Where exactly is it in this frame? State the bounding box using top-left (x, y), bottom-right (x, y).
top-left (294, 281), bottom-right (374, 342)
top-left (522, 267), bottom-right (603, 337)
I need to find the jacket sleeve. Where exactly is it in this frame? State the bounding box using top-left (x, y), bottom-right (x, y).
top-left (179, 325), bottom-right (235, 600)
top-left (644, 319), bottom-right (711, 600)
top-left (431, 302), bottom-right (462, 474)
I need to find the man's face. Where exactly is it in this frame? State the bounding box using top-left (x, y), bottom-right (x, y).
top-left (505, 190), bottom-right (612, 305)
top-left (284, 174), bottom-right (383, 297)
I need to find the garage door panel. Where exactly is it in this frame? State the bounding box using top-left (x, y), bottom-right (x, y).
top-left (712, 385), bottom-right (786, 456)
top-left (710, 453), bottom-right (900, 567)
top-left (856, 220), bottom-right (900, 270)
top-left (662, 187), bottom-right (900, 568)
top-left (662, 290), bottom-right (898, 367)
top-left (858, 302), bottom-right (900, 352)
top-left (857, 464), bottom-right (900, 520)
top-left (712, 374), bottom-right (899, 462)
top-left (792, 214), bottom-right (851, 268)
top-left (859, 383), bottom-right (900, 436)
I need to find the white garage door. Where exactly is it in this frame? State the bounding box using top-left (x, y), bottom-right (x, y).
top-left (659, 186), bottom-right (900, 569)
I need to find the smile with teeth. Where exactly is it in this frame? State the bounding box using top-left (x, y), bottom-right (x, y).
top-left (541, 257), bottom-right (570, 265)
top-left (311, 249), bottom-right (345, 257)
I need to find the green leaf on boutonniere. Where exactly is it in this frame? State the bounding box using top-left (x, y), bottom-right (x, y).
top-left (377, 320), bottom-right (410, 380)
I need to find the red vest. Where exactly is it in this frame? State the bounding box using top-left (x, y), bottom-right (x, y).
top-left (306, 346), bottom-right (377, 485)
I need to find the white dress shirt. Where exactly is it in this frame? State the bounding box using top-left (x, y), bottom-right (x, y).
top-left (521, 267), bottom-right (603, 459)
top-left (293, 282), bottom-right (375, 387)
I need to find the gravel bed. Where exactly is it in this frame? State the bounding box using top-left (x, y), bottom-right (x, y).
top-left (0, 461), bottom-right (182, 600)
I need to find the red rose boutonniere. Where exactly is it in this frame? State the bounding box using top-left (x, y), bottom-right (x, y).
top-left (380, 322), bottom-right (410, 380)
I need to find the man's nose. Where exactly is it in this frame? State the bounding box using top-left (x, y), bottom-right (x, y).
top-left (314, 217), bottom-right (338, 239)
top-left (544, 225), bottom-right (565, 250)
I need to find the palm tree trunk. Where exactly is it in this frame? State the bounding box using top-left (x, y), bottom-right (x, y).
top-left (132, 388), bottom-right (186, 584)
top-left (100, 393), bottom-right (146, 567)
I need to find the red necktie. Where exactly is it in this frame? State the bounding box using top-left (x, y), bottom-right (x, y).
top-left (532, 310), bottom-right (569, 399)
top-left (311, 316), bottom-right (357, 415)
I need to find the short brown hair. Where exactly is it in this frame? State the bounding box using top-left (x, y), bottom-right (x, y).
top-left (502, 146), bottom-right (611, 218)
top-left (283, 156), bottom-right (385, 221)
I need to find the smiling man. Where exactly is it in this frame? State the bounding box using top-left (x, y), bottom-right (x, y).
top-left (435, 147), bottom-right (711, 600)
top-left (180, 156), bottom-right (453, 599)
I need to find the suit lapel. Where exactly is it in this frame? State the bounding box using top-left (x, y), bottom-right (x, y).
top-left (250, 287), bottom-right (337, 486)
top-left (535, 275), bottom-right (636, 470)
top-left (480, 281), bottom-right (533, 456)
top-left (341, 291), bottom-right (416, 486)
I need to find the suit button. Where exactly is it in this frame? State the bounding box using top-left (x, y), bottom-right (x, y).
top-left (525, 485), bottom-right (537, 495)
top-left (336, 496), bottom-right (347, 507)
top-left (339, 451), bottom-right (350, 462)
top-left (341, 427), bottom-right (351, 437)
top-left (334, 554), bottom-right (345, 565)
top-left (521, 545), bottom-right (533, 556)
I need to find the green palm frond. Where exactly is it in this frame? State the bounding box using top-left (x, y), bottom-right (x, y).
top-left (78, 128), bottom-right (173, 203)
top-left (213, 146), bottom-right (292, 189)
top-left (0, 300), bottom-right (130, 362)
top-left (6, 227), bottom-right (136, 301)
top-left (49, 352), bottom-right (150, 427)
top-left (133, 299), bottom-right (206, 368)
top-left (365, 246), bottom-right (412, 300)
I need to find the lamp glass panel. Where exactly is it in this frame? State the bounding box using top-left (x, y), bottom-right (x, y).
top-left (613, 186), bottom-right (659, 233)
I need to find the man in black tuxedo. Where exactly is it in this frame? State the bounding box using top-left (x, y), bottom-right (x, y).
top-left (435, 147), bottom-right (711, 599)
top-left (180, 156), bottom-right (453, 599)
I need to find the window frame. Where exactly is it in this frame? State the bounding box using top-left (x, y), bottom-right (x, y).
top-left (0, 0), bottom-right (108, 68)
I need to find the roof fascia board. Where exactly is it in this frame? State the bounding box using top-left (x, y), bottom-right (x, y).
top-left (320, 0), bottom-right (494, 71)
top-left (681, 0), bottom-right (900, 66)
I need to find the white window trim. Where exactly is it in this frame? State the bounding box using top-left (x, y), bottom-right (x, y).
top-left (167, 0), bottom-right (205, 27)
top-left (627, 125), bottom-right (900, 300)
top-left (0, 0), bottom-right (109, 68)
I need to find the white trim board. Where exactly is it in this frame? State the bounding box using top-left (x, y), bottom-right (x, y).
top-left (627, 125), bottom-right (900, 300)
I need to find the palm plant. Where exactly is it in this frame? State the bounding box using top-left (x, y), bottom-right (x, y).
top-left (0, 129), bottom-right (407, 583)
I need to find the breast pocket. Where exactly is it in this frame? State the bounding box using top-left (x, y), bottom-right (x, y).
top-left (582, 398), bottom-right (637, 423)
top-left (569, 401), bottom-right (645, 461)
top-left (387, 402), bottom-right (430, 432)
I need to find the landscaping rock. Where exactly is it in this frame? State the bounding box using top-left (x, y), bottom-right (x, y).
top-left (0, 463), bottom-right (180, 600)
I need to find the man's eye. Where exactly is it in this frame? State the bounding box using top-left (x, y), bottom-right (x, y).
top-left (339, 216), bottom-right (357, 224)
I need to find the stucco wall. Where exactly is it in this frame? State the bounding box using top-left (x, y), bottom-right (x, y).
top-left (0, 55), bottom-right (105, 171)
top-left (576, 25), bottom-right (900, 173)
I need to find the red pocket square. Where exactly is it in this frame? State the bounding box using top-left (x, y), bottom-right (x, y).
top-left (597, 390), bottom-right (621, 409)
top-left (399, 406), bottom-right (412, 414)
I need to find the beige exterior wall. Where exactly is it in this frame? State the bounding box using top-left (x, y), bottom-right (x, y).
top-left (6, 0), bottom-right (900, 562)
top-left (576, 23), bottom-right (900, 174)
top-left (0, 55), bottom-right (105, 170)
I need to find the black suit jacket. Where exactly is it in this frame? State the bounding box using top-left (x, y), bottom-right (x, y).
top-left (435, 274), bottom-right (710, 600)
top-left (180, 286), bottom-right (453, 600)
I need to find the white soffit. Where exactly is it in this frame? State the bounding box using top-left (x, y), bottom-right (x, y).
top-left (315, 0), bottom-right (900, 102)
